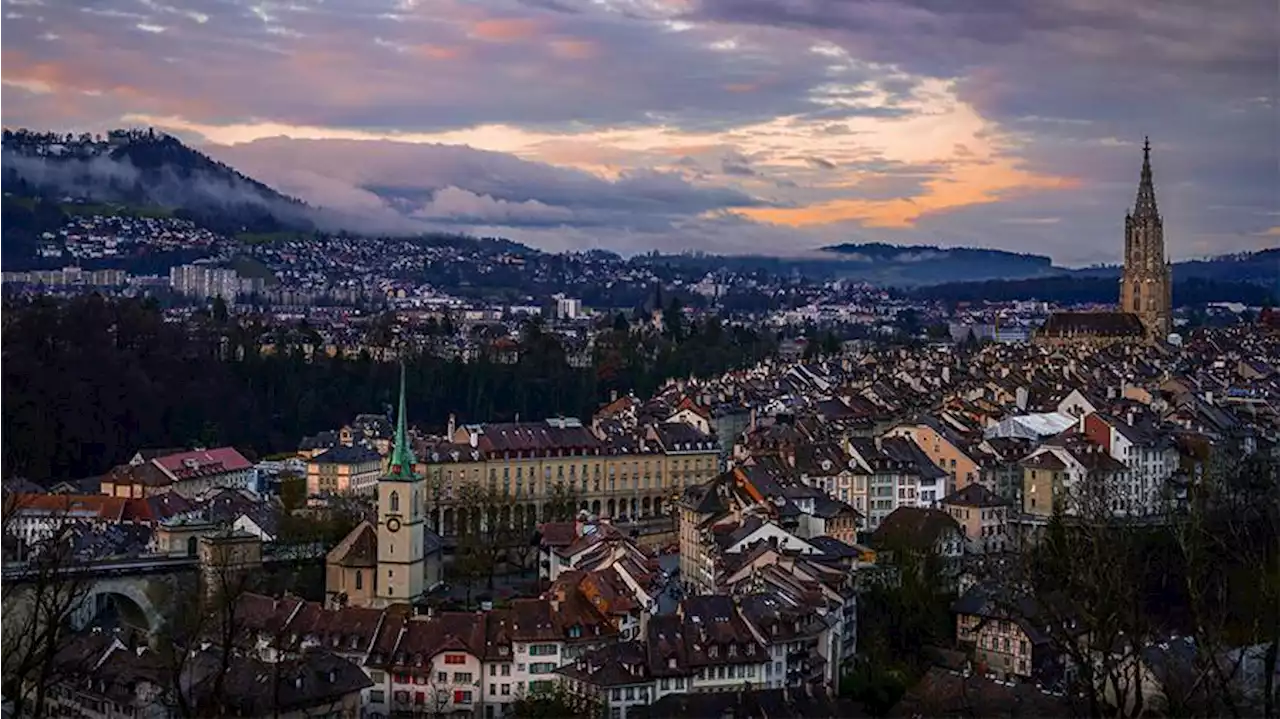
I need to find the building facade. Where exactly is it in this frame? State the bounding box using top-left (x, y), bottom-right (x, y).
top-left (418, 418), bottom-right (719, 538)
top-left (1119, 138), bottom-right (1173, 340)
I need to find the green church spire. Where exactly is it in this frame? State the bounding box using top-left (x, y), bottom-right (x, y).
top-left (386, 361), bottom-right (418, 481)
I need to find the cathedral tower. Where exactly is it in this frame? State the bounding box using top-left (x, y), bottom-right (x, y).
top-left (376, 362), bottom-right (426, 605)
top-left (1119, 137), bottom-right (1173, 339)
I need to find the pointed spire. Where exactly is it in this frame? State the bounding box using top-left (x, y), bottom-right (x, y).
top-left (386, 361), bottom-right (417, 481)
top-left (1132, 135), bottom-right (1159, 219)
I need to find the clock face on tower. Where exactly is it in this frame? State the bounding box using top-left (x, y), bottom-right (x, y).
top-left (386, 516), bottom-right (402, 533)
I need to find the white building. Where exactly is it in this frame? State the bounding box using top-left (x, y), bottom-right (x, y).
top-left (170, 263), bottom-right (240, 301)
top-left (554, 296), bottom-right (583, 320)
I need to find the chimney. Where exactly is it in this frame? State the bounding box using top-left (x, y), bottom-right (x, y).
top-left (447, 413), bottom-right (456, 438)
top-left (611, 389), bottom-right (619, 403)
top-left (469, 432), bottom-right (478, 449)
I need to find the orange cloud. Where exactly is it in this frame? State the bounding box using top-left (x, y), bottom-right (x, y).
top-left (740, 160), bottom-right (1078, 228)
top-left (724, 82), bottom-right (758, 93)
top-left (2, 48), bottom-right (218, 117)
top-left (416, 44), bottom-right (465, 60)
top-left (470, 18), bottom-right (543, 42)
top-left (549, 38), bottom-right (599, 60)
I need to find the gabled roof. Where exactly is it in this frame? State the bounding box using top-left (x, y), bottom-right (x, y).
top-left (311, 445), bottom-right (383, 465)
top-left (327, 521), bottom-right (377, 568)
top-left (871, 507), bottom-right (961, 551)
top-left (941, 483), bottom-right (1010, 508)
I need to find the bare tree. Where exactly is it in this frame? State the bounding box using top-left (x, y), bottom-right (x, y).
top-left (454, 483), bottom-right (504, 591)
top-left (1168, 449), bottom-right (1280, 718)
top-left (1009, 468), bottom-right (1156, 718)
top-left (0, 494), bottom-right (93, 717)
top-left (155, 531), bottom-right (264, 717)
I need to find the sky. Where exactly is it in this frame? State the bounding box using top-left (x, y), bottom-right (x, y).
top-left (2, 0), bottom-right (1277, 265)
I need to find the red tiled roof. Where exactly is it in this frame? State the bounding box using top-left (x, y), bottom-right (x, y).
top-left (9, 494), bottom-right (127, 522)
top-left (152, 447), bottom-right (252, 481)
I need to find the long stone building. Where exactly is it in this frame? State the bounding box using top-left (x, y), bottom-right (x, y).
top-left (412, 415), bottom-right (720, 537)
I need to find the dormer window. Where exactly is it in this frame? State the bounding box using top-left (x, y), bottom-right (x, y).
top-left (708, 646), bottom-right (718, 658)
top-left (728, 644), bottom-right (737, 657)
top-left (668, 658), bottom-right (677, 669)
top-left (499, 646), bottom-right (510, 656)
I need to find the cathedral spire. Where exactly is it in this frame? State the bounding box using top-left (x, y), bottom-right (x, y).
top-left (1132, 136), bottom-right (1159, 220)
top-left (386, 361), bottom-right (417, 480)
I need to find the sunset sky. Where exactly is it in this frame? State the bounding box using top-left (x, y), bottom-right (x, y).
top-left (3, 0), bottom-right (1276, 264)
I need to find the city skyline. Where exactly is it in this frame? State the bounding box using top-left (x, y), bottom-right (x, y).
top-left (2, 0), bottom-right (1277, 265)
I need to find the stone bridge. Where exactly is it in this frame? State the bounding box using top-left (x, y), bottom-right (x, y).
top-left (3, 543), bottom-right (325, 635)
top-left (69, 574), bottom-right (180, 631)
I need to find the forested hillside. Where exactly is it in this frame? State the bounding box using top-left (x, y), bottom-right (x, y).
top-left (1, 296), bottom-right (775, 482)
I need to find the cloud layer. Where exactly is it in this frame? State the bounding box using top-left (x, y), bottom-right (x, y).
top-left (2, 0), bottom-right (1276, 263)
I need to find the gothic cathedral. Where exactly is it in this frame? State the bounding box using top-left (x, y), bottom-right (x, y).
top-left (1119, 137), bottom-right (1173, 339)
top-left (376, 362), bottom-right (428, 605)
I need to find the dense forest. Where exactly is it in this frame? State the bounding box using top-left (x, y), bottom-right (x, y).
top-left (1, 296), bottom-right (776, 483)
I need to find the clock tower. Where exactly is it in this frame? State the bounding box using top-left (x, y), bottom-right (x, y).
top-left (376, 362), bottom-right (427, 605)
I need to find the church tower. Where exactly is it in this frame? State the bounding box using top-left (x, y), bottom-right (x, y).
top-left (376, 362), bottom-right (426, 605)
top-left (1119, 137), bottom-right (1173, 339)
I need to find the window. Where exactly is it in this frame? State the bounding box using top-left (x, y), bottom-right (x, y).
top-left (660, 679), bottom-right (670, 690)
top-left (454, 690), bottom-right (473, 704)
top-left (612, 689), bottom-right (622, 701)
top-left (390, 491), bottom-right (400, 512)
top-left (355, 570), bottom-right (363, 591)
top-left (529, 663), bottom-right (557, 674)
top-left (529, 644), bottom-right (558, 656)
top-left (501, 664), bottom-right (511, 677)
top-left (625, 688), bottom-right (635, 700)
top-left (394, 673), bottom-right (410, 684)
top-left (437, 672), bottom-right (447, 683)
top-left (370, 690), bottom-right (385, 703)
top-left (501, 684), bottom-right (511, 696)
top-left (453, 672), bottom-right (472, 684)
top-left (444, 654), bottom-right (466, 665)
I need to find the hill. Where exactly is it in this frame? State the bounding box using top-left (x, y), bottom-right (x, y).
top-left (819, 242), bottom-right (1058, 285)
top-left (1067, 248), bottom-right (1280, 284)
top-left (2, 128), bottom-right (313, 237)
top-left (911, 249), bottom-right (1278, 306)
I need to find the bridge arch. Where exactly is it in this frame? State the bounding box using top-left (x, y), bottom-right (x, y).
top-left (73, 577), bottom-right (165, 632)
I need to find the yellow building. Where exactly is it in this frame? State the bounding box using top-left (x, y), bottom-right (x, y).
top-left (306, 445), bottom-right (384, 495)
top-left (415, 417), bottom-right (719, 538)
top-left (888, 418), bottom-right (980, 495)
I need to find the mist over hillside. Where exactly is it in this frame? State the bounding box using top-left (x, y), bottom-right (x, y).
top-left (2, 128), bottom-right (317, 236)
top-left (3, 128), bottom-right (1275, 292)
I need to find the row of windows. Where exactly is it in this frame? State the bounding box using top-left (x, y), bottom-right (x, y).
top-left (430, 456), bottom-right (717, 483)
